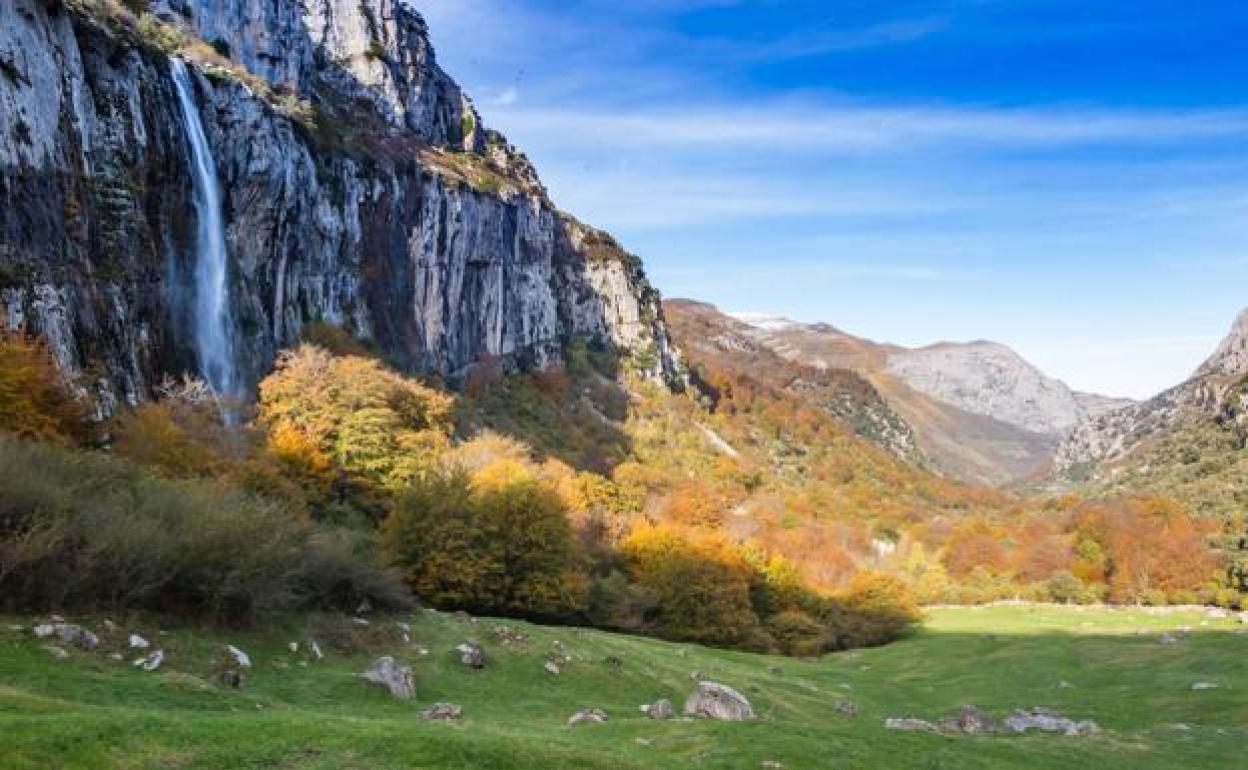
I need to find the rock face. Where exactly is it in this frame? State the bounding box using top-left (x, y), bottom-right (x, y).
top-left (885, 342), bottom-right (1120, 436)
top-left (0, 0), bottom-right (681, 413)
top-left (360, 656), bottom-right (415, 700)
top-left (1056, 308), bottom-right (1248, 477)
top-left (683, 681), bottom-right (755, 721)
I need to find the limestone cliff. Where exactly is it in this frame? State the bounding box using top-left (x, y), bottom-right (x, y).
top-left (0, 0), bottom-right (682, 413)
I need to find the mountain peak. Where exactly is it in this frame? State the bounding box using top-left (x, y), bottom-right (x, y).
top-left (1195, 307), bottom-right (1248, 380)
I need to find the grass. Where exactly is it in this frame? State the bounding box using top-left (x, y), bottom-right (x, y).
top-left (0, 606), bottom-right (1244, 769)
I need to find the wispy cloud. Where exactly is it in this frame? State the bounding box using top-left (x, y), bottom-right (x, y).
top-left (753, 17), bottom-right (949, 60)
top-left (494, 103), bottom-right (1248, 154)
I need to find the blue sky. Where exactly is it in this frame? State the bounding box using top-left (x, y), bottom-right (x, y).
top-left (415, 0), bottom-right (1248, 398)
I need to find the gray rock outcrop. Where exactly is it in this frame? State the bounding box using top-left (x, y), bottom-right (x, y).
top-left (455, 642), bottom-right (486, 669)
top-left (33, 622), bottom-right (98, 651)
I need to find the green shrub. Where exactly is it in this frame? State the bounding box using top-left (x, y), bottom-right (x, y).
top-left (0, 436), bottom-right (407, 620)
top-left (382, 468), bottom-right (588, 621)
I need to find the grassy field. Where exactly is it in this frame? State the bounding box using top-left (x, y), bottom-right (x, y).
top-left (1, 606), bottom-right (1244, 770)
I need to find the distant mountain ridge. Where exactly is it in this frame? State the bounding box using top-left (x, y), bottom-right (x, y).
top-left (717, 308), bottom-right (1131, 486)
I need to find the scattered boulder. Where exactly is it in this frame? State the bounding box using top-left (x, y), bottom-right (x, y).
top-left (544, 660), bottom-right (561, 676)
top-left (420, 703), bottom-right (464, 721)
top-left (309, 641), bottom-right (324, 660)
top-left (493, 625), bottom-right (528, 644)
top-left (832, 700), bottom-right (858, 717)
top-left (644, 699), bottom-right (675, 720)
top-left (455, 642), bottom-right (486, 669)
top-left (129, 634), bottom-right (151, 650)
top-left (1191, 682), bottom-right (1219, 691)
top-left (44, 645), bottom-right (70, 659)
top-left (568, 708), bottom-right (609, 726)
top-left (683, 681), bottom-right (755, 721)
top-left (360, 656), bottom-right (416, 700)
top-left (1003, 708), bottom-right (1100, 736)
top-left (135, 650), bottom-right (165, 671)
top-left (34, 623), bottom-right (98, 651)
top-left (761, 762), bottom-right (785, 770)
top-left (226, 645), bottom-right (252, 668)
top-left (886, 718), bottom-right (938, 733)
top-left (219, 670), bottom-right (246, 689)
top-left (288, 642), bottom-right (299, 654)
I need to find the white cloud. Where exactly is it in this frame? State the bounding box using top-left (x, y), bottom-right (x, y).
top-left (493, 87), bottom-right (520, 106)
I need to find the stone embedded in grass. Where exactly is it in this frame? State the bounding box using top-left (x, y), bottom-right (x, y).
top-left (1191, 682), bottom-right (1219, 691)
top-left (288, 642), bottom-right (299, 653)
top-left (885, 718), bottom-right (938, 732)
top-left (33, 623), bottom-right (98, 651)
top-left (643, 699), bottom-right (675, 720)
top-left (832, 700), bottom-right (858, 717)
top-left (455, 642), bottom-right (486, 669)
top-left (220, 670), bottom-right (246, 689)
top-left (568, 708), bottom-right (609, 726)
top-left (135, 650), bottom-right (165, 671)
top-left (360, 656), bottom-right (416, 700)
top-left (939, 706), bottom-right (996, 734)
top-left (129, 634), bottom-right (150, 650)
top-left (1002, 709), bottom-right (1100, 736)
top-left (44, 644), bottom-right (70, 659)
top-left (226, 645), bottom-right (252, 668)
top-left (544, 660), bottom-right (561, 676)
top-left (309, 641), bottom-right (324, 660)
top-left (420, 703), bottom-right (463, 721)
top-left (683, 681), bottom-right (755, 721)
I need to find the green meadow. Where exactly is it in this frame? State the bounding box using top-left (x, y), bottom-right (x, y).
top-left (2, 606), bottom-right (1244, 770)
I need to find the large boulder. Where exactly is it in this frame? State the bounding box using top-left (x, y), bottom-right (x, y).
top-left (683, 681), bottom-right (755, 721)
top-left (360, 656), bottom-right (416, 700)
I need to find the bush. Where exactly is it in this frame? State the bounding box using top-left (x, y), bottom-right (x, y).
top-left (0, 436), bottom-right (407, 620)
top-left (382, 465), bottom-right (588, 620)
top-left (0, 334), bottom-right (87, 442)
top-left (258, 345), bottom-right (454, 491)
top-left (829, 572), bottom-right (922, 649)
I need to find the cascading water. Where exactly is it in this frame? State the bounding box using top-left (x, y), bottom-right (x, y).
top-left (170, 58), bottom-right (238, 398)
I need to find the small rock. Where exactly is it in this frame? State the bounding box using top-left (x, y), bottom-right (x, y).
top-left (108, 653), bottom-right (124, 662)
top-left (645, 699), bottom-right (675, 720)
top-left (568, 708), bottom-right (609, 726)
top-left (1191, 682), bottom-right (1219, 691)
top-left (44, 645), bottom-right (69, 659)
top-left (950, 705), bottom-right (996, 734)
top-left (420, 703), bottom-right (464, 721)
top-left (356, 597), bottom-right (373, 615)
top-left (352, 617), bottom-right (371, 626)
top-left (220, 670), bottom-right (246, 689)
top-left (544, 660), bottom-right (561, 676)
top-left (309, 641), bottom-right (324, 660)
top-left (762, 762), bottom-right (785, 770)
top-left (832, 700), bottom-right (858, 717)
top-left (135, 650), bottom-right (165, 671)
top-left (886, 717), bottom-right (938, 732)
top-left (1158, 633), bottom-right (1180, 645)
top-left (129, 634), bottom-right (150, 650)
top-left (288, 642), bottom-right (299, 653)
top-left (226, 645), bottom-right (252, 668)
top-left (34, 623), bottom-right (98, 651)
top-left (360, 656), bottom-right (416, 700)
top-left (455, 642), bottom-right (486, 669)
top-left (683, 681), bottom-right (755, 721)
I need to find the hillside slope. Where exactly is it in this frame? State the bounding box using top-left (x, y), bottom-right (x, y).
top-left (681, 303), bottom-right (1127, 485)
top-left (1057, 309), bottom-right (1248, 516)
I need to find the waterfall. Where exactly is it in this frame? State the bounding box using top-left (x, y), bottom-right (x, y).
top-left (170, 58), bottom-right (238, 397)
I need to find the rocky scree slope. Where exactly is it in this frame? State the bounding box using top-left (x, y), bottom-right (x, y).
top-left (0, 0), bottom-right (681, 413)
